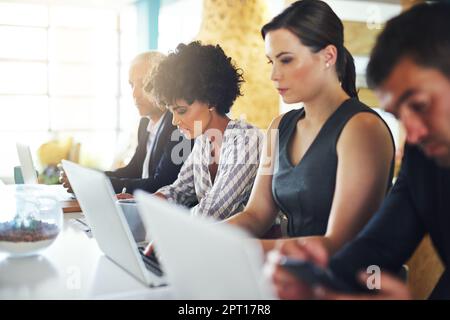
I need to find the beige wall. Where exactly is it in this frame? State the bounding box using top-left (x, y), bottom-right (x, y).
top-left (196, 0), bottom-right (280, 129)
top-left (406, 236), bottom-right (444, 299)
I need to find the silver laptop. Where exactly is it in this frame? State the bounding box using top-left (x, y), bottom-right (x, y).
top-left (61, 160), bottom-right (166, 287)
top-left (16, 143), bottom-right (38, 184)
top-left (134, 190), bottom-right (276, 300)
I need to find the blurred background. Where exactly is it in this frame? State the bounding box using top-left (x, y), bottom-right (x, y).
top-left (0, 0), bottom-right (408, 183)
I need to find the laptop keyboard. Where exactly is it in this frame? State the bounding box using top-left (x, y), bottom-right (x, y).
top-left (138, 247), bottom-right (164, 277)
top-left (70, 217), bottom-right (92, 238)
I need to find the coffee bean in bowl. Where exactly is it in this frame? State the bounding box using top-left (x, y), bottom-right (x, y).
top-left (0, 218), bottom-right (60, 256)
top-left (0, 191), bottom-right (63, 257)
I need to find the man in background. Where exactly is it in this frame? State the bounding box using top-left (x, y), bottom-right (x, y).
top-left (61, 52), bottom-right (191, 194)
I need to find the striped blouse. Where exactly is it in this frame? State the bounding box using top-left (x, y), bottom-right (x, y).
top-left (157, 119), bottom-right (263, 220)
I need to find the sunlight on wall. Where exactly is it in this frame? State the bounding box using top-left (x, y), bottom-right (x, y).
top-left (196, 0), bottom-right (279, 129)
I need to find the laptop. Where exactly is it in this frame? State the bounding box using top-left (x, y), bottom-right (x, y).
top-left (134, 190), bottom-right (276, 300)
top-left (61, 160), bottom-right (166, 287)
top-left (16, 142), bottom-right (38, 184)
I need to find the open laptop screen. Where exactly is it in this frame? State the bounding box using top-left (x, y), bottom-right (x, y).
top-left (16, 142), bottom-right (38, 184)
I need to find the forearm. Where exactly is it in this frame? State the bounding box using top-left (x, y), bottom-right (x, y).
top-left (106, 156), bottom-right (141, 179)
top-left (261, 236), bottom-right (335, 256)
top-left (260, 239), bottom-right (278, 253)
top-left (329, 192), bottom-right (425, 291)
top-left (226, 209), bottom-right (274, 237)
top-left (108, 177), bottom-right (152, 194)
top-left (299, 234), bottom-right (351, 256)
top-left (153, 192), bottom-right (167, 200)
top-left (110, 168), bottom-right (180, 194)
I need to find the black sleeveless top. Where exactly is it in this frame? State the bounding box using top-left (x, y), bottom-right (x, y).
top-left (272, 98), bottom-right (395, 237)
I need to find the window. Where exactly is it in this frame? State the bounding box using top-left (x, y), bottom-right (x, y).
top-left (0, 2), bottom-right (138, 181)
top-left (158, 0), bottom-right (203, 53)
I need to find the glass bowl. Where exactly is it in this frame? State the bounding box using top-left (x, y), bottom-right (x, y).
top-left (0, 186), bottom-right (63, 257)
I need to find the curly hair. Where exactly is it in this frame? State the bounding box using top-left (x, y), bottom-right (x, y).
top-left (147, 41), bottom-right (244, 115)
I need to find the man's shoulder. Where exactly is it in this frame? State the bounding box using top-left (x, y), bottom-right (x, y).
top-left (401, 144), bottom-right (448, 187)
top-left (403, 144), bottom-right (433, 167)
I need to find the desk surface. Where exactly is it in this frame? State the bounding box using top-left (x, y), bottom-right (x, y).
top-left (0, 212), bottom-right (173, 300)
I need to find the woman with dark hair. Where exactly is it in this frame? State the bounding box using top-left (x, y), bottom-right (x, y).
top-left (147, 41), bottom-right (263, 221)
top-left (227, 0), bottom-right (395, 255)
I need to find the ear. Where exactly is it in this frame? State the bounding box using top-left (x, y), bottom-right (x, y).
top-left (321, 44), bottom-right (338, 68)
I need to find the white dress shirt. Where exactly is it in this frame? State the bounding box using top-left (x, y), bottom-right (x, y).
top-left (141, 114), bottom-right (164, 179)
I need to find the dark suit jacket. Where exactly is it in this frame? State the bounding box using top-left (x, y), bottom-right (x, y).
top-left (105, 112), bottom-right (192, 194)
top-left (329, 144), bottom-right (450, 299)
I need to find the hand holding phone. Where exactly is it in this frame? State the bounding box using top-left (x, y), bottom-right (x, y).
top-left (279, 257), bottom-right (356, 293)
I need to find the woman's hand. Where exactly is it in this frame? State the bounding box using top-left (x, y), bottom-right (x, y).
top-left (143, 241), bottom-right (155, 257)
top-left (58, 165), bottom-right (73, 193)
top-left (266, 238), bottom-right (411, 300)
top-left (116, 193), bottom-right (134, 200)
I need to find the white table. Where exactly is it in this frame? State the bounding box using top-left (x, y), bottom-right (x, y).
top-left (0, 212), bottom-right (173, 300)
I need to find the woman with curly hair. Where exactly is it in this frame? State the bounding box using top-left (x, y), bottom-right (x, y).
top-left (147, 41), bottom-right (263, 222)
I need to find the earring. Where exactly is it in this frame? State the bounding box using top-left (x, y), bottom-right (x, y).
top-left (326, 62), bottom-right (330, 68)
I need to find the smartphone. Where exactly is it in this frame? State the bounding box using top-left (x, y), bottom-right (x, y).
top-left (279, 257), bottom-right (356, 293)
